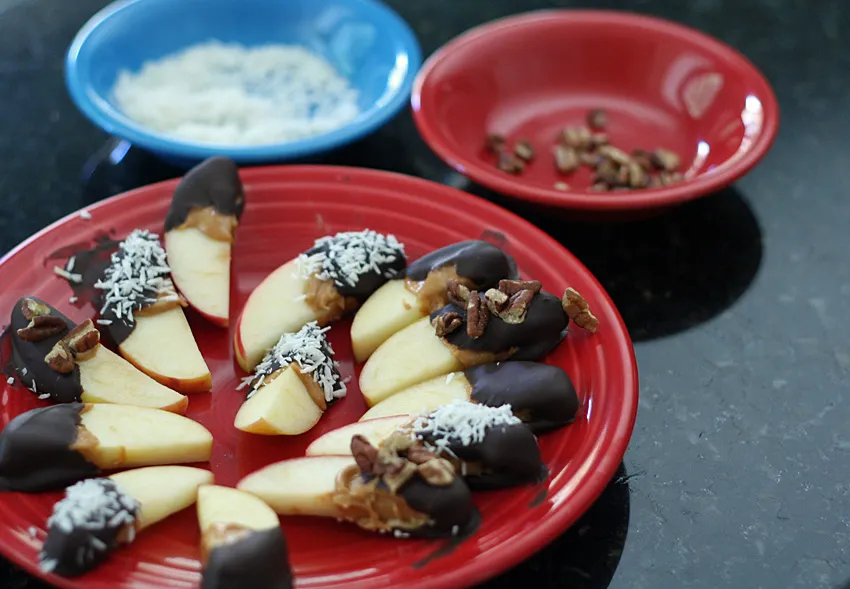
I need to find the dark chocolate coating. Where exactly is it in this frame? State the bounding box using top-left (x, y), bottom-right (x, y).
top-left (432, 292), bottom-right (568, 361)
top-left (9, 297), bottom-right (83, 404)
top-left (406, 240), bottom-right (519, 287)
top-left (95, 248), bottom-right (161, 346)
top-left (303, 243), bottom-right (407, 304)
top-left (465, 362), bottom-right (579, 434)
top-left (0, 404), bottom-right (97, 492)
top-left (40, 479), bottom-right (135, 577)
top-left (429, 423), bottom-right (546, 490)
top-left (164, 156), bottom-right (245, 232)
top-left (203, 527), bottom-right (293, 589)
top-left (397, 474), bottom-right (477, 537)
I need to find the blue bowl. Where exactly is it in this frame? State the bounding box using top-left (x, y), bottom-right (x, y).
top-left (65, 0), bottom-right (421, 165)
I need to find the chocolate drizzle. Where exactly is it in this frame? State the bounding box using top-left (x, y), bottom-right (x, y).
top-left (406, 240), bottom-right (518, 287)
top-left (203, 527), bottom-right (293, 589)
top-left (0, 403), bottom-right (97, 492)
top-left (164, 156), bottom-right (245, 232)
top-left (9, 297), bottom-right (83, 404)
top-left (431, 292), bottom-right (568, 361)
top-left (465, 362), bottom-right (580, 433)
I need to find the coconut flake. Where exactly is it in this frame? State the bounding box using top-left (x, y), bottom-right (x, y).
top-left (38, 393), bottom-right (50, 400)
top-left (96, 319), bottom-right (113, 326)
top-left (69, 296), bottom-right (78, 304)
top-left (66, 256), bottom-right (76, 273)
top-left (297, 230), bottom-right (404, 288)
top-left (245, 321), bottom-right (346, 403)
top-left (6, 377), bottom-right (13, 385)
top-left (411, 401), bottom-right (521, 455)
top-left (79, 210), bottom-right (92, 220)
top-left (94, 229), bottom-right (176, 325)
top-left (53, 266), bottom-right (83, 284)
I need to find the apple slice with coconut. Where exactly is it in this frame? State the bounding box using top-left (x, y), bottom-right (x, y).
top-left (351, 240), bottom-right (518, 362)
top-left (359, 280), bottom-right (570, 406)
top-left (197, 485), bottom-right (293, 589)
top-left (38, 466), bottom-right (213, 577)
top-left (0, 403), bottom-right (214, 492)
top-left (95, 229), bottom-right (212, 393)
top-left (9, 298), bottom-right (187, 412)
top-left (233, 229), bottom-right (406, 372)
top-left (234, 322), bottom-right (347, 436)
top-left (164, 157), bottom-right (246, 327)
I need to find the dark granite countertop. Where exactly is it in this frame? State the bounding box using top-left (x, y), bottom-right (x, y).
top-left (2, 0), bottom-right (849, 587)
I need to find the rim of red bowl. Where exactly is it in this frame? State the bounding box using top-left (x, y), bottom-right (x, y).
top-left (411, 10), bottom-right (780, 212)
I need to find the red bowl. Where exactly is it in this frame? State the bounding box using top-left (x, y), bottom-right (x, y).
top-left (412, 10), bottom-right (779, 212)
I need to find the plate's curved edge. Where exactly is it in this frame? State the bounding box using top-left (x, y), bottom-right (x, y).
top-left (0, 165), bottom-right (639, 589)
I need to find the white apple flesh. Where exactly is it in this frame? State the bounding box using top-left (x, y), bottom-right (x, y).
top-left (109, 466), bottom-right (214, 529)
top-left (118, 306), bottom-right (212, 393)
top-left (350, 280), bottom-right (422, 363)
top-left (197, 485), bottom-right (280, 536)
top-left (234, 366), bottom-right (324, 435)
top-left (165, 227), bottom-right (232, 327)
top-left (359, 372), bottom-right (472, 421)
top-left (77, 344), bottom-right (188, 414)
top-left (305, 415), bottom-right (411, 456)
top-left (237, 456), bottom-right (355, 518)
top-left (359, 316), bottom-right (462, 407)
top-left (78, 403), bottom-right (213, 469)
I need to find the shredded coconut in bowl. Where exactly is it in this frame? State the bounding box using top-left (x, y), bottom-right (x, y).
top-left (111, 41), bottom-right (361, 146)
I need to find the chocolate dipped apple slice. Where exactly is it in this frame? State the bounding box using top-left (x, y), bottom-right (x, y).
top-left (360, 361), bottom-right (579, 434)
top-left (234, 322), bottom-right (347, 436)
top-left (95, 229), bottom-right (212, 393)
top-left (198, 485), bottom-right (293, 589)
top-left (164, 157), bottom-right (246, 328)
top-left (0, 403), bottom-right (213, 492)
top-left (351, 240), bottom-right (518, 362)
top-left (234, 230), bottom-right (406, 372)
top-left (237, 439), bottom-right (477, 539)
top-left (39, 466), bottom-right (213, 577)
top-left (359, 279), bottom-right (568, 406)
top-left (9, 297), bottom-right (187, 412)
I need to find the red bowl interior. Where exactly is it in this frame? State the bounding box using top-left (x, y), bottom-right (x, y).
top-left (412, 10), bottom-right (779, 211)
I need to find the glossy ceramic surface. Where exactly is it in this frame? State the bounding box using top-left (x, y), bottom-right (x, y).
top-left (65, 0), bottom-right (422, 164)
top-left (0, 167), bottom-right (637, 588)
top-left (412, 10), bottom-right (779, 212)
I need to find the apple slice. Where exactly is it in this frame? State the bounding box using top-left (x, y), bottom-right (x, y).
top-left (234, 230), bottom-right (406, 372)
top-left (118, 305), bottom-right (212, 393)
top-left (350, 280), bottom-right (421, 363)
top-left (359, 372), bottom-right (471, 421)
top-left (197, 485), bottom-right (293, 589)
top-left (164, 156), bottom-right (245, 328)
top-left (359, 317), bottom-right (462, 407)
top-left (305, 415), bottom-right (411, 456)
top-left (237, 456), bottom-right (355, 517)
top-left (78, 344), bottom-right (188, 413)
top-left (234, 322), bottom-right (347, 436)
top-left (38, 467), bottom-right (212, 577)
top-left (110, 466), bottom-right (214, 529)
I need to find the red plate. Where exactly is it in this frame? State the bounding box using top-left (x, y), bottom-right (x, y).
top-left (412, 10), bottom-right (779, 212)
top-left (0, 166), bottom-right (637, 588)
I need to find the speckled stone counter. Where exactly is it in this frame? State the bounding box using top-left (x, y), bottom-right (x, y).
top-left (1, 0), bottom-right (849, 588)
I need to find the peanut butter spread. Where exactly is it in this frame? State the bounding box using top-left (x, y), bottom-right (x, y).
top-left (404, 266), bottom-right (470, 314)
top-left (332, 465), bottom-right (430, 532)
top-left (305, 275), bottom-right (358, 323)
top-left (179, 206), bottom-right (238, 243)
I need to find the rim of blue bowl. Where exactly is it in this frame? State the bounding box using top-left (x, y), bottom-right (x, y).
top-left (65, 0), bottom-right (422, 163)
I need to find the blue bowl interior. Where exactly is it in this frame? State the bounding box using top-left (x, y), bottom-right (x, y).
top-left (68, 0), bottom-right (420, 162)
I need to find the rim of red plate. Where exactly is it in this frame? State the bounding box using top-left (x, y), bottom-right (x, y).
top-left (0, 166), bottom-right (639, 589)
top-left (411, 10), bottom-right (780, 212)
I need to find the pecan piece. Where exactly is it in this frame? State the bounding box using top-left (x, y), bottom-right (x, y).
top-left (560, 126), bottom-right (592, 150)
top-left (562, 287), bottom-right (599, 333)
top-left (554, 145), bottom-right (580, 173)
top-left (17, 315), bottom-right (67, 342)
top-left (514, 140), bottom-right (535, 162)
top-left (21, 298), bottom-right (51, 321)
top-left (587, 108), bottom-right (607, 130)
top-left (651, 148), bottom-right (681, 172)
top-left (351, 435), bottom-right (379, 475)
top-left (484, 288), bottom-right (509, 315)
top-left (65, 319), bottom-right (100, 354)
top-left (498, 279), bottom-right (542, 296)
top-left (433, 312), bottom-right (462, 337)
top-left (486, 133), bottom-right (506, 153)
top-left (406, 445), bottom-right (437, 465)
top-left (446, 279), bottom-right (471, 305)
top-left (45, 340), bottom-right (74, 374)
top-left (497, 151), bottom-right (525, 174)
top-left (501, 290), bottom-right (534, 324)
top-left (597, 145), bottom-right (632, 166)
top-left (466, 292), bottom-right (489, 338)
top-left (417, 459), bottom-right (455, 487)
